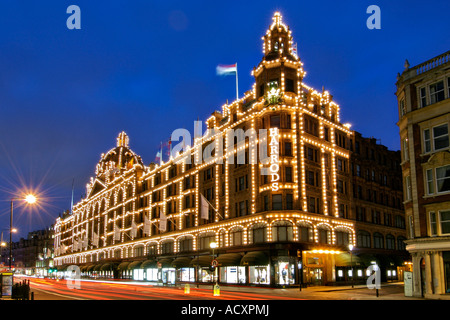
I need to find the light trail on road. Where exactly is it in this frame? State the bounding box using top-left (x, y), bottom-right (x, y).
top-left (23, 276), bottom-right (304, 300)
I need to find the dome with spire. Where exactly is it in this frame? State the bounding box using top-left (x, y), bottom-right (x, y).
top-left (94, 131), bottom-right (144, 180)
top-left (262, 12), bottom-right (298, 62)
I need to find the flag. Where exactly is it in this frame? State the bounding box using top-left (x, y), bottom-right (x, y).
top-left (82, 235), bottom-right (88, 249)
top-left (143, 215), bottom-right (151, 236)
top-left (200, 194), bottom-right (209, 220)
top-left (131, 221), bottom-right (137, 238)
top-left (216, 63), bottom-right (239, 101)
top-left (160, 212), bottom-right (167, 232)
top-left (216, 64), bottom-right (237, 76)
top-left (155, 142), bottom-right (163, 165)
top-left (127, 157), bottom-right (134, 169)
top-left (114, 224), bottom-right (121, 241)
top-left (292, 43), bottom-right (298, 57)
top-left (166, 137), bottom-right (173, 159)
top-left (93, 232), bottom-right (99, 246)
top-left (73, 239), bottom-right (78, 251)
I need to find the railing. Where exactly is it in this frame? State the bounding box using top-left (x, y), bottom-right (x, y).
top-left (414, 51), bottom-right (450, 75)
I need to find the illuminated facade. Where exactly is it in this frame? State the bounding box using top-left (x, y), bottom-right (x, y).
top-left (396, 50), bottom-right (450, 298)
top-left (54, 12), bottom-right (407, 287)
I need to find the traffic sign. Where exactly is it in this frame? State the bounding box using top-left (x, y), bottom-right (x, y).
top-left (211, 259), bottom-right (218, 267)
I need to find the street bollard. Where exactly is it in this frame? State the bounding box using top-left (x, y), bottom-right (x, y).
top-left (213, 284), bottom-right (220, 297)
top-left (31, 292), bottom-right (34, 300)
top-left (184, 283), bottom-right (190, 294)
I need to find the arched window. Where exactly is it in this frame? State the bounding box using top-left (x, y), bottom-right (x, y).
top-left (161, 240), bottom-right (174, 254)
top-left (297, 222), bottom-right (312, 242)
top-left (272, 221), bottom-right (293, 242)
top-left (357, 230), bottom-right (371, 248)
top-left (397, 236), bottom-right (407, 251)
top-left (198, 232), bottom-right (215, 250)
top-left (317, 225), bottom-right (331, 244)
top-left (179, 236), bottom-right (193, 252)
top-left (114, 248), bottom-right (121, 259)
top-left (335, 229), bottom-right (350, 246)
top-left (230, 227), bottom-right (243, 246)
top-left (373, 232), bottom-right (384, 249)
top-left (147, 243), bottom-right (157, 256)
top-left (250, 223), bottom-right (267, 244)
top-left (134, 245), bottom-right (144, 257)
top-left (386, 234), bottom-right (395, 250)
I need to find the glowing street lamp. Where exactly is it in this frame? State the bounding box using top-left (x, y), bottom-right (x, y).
top-left (349, 244), bottom-right (354, 288)
top-left (210, 241), bottom-right (218, 286)
top-left (9, 194), bottom-right (38, 270)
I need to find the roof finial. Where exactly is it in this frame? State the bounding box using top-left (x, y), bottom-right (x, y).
top-left (117, 131), bottom-right (129, 147)
top-left (273, 12), bottom-right (282, 27)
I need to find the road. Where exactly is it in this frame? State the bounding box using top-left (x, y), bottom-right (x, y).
top-left (15, 275), bottom-right (420, 301)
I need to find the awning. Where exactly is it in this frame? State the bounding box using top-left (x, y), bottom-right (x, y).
top-left (117, 261), bottom-right (131, 271)
top-left (171, 257), bottom-right (192, 268)
top-left (190, 255), bottom-right (213, 267)
top-left (240, 251), bottom-right (269, 266)
top-left (335, 253), bottom-right (363, 267)
top-left (57, 265), bottom-right (69, 271)
top-left (128, 261), bottom-right (143, 270)
top-left (141, 260), bottom-right (157, 269)
top-left (157, 258), bottom-right (174, 268)
top-left (357, 254), bottom-right (379, 267)
top-left (100, 263), bottom-right (117, 271)
top-left (86, 264), bottom-right (96, 272)
top-left (216, 253), bottom-right (243, 267)
top-left (80, 265), bottom-right (89, 272)
top-left (93, 264), bottom-right (103, 271)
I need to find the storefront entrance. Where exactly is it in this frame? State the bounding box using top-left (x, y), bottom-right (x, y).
top-left (306, 267), bottom-right (323, 285)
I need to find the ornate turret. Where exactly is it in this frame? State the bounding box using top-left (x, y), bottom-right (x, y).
top-left (253, 12), bottom-right (305, 101)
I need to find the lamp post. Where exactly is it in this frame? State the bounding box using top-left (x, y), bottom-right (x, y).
top-left (210, 241), bottom-right (217, 286)
top-left (349, 244), bottom-right (354, 288)
top-left (10, 194), bottom-right (37, 271)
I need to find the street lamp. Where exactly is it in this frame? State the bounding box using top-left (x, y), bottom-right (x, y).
top-left (349, 244), bottom-right (354, 288)
top-left (210, 241), bottom-right (217, 286)
top-left (9, 194), bottom-right (38, 271)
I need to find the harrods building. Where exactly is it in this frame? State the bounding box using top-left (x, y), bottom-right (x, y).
top-left (53, 13), bottom-right (409, 287)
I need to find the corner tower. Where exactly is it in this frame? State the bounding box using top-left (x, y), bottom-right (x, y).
top-left (253, 12), bottom-right (306, 101)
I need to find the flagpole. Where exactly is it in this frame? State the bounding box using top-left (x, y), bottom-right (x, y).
top-left (235, 62), bottom-right (239, 101)
top-left (160, 142), bottom-right (163, 166)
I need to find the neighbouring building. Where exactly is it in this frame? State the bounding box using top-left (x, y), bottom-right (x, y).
top-left (0, 228), bottom-right (54, 276)
top-left (53, 12), bottom-right (408, 287)
top-left (396, 50), bottom-right (450, 298)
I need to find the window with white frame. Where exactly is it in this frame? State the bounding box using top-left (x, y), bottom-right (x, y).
top-left (399, 98), bottom-right (406, 117)
top-left (420, 87), bottom-right (427, 108)
top-left (429, 210), bottom-right (450, 236)
top-left (429, 80), bottom-right (445, 105)
top-left (405, 175), bottom-right (412, 201)
top-left (429, 211), bottom-right (437, 236)
top-left (436, 165), bottom-right (450, 193)
top-left (403, 138), bottom-right (409, 161)
top-left (423, 124), bottom-right (449, 153)
top-left (433, 124), bottom-right (449, 150)
top-left (440, 211), bottom-right (450, 235)
top-left (426, 169), bottom-right (434, 195)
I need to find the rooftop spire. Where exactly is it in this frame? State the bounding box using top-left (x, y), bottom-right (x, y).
top-left (116, 131), bottom-right (129, 148)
